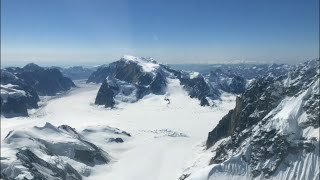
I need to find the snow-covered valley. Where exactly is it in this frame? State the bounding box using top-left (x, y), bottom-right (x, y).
top-left (1, 79), bottom-right (236, 180)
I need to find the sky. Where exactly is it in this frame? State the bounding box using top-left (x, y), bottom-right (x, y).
top-left (1, 0), bottom-right (319, 66)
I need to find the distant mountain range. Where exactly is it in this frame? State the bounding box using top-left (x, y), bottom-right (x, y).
top-left (54, 66), bottom-right (97, 80)
top-left (172, 63), bottom-right (289, 79)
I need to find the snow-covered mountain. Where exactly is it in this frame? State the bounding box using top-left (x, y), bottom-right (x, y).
top-left (5, 63), bottom-right (76, 96)
top-left (1, 122), bottom-right (131, 179)
top-left (89, 55), bottom-right (220, 108)
top-left (182, 60), bottom-right (319, 180)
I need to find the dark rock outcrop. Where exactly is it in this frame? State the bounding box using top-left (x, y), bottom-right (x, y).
top-left (107, 137), bottom-right (124, 143)
top-left (86, 64), bottom-right (117, 84)
top-left (1, 91), bottom-right (29, 117)
top-left (95, 80), bottom-right (116, 108)
top-left (150, 69), bottom-right (167, 94)
top-left (1, 70), bottom-right (40, 118)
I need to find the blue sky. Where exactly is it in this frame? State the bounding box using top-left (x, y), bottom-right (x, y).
top-left (1, 0), bottom-right (319, 66)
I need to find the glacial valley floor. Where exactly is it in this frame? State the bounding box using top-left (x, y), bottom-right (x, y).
top-left (1, 79), bottom-right (236, 180)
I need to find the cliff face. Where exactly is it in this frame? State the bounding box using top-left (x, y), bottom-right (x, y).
top-left (206, 96), bottom-right (243, 148)
top-left (95, 80), bottom-right (116, 108)
top-left (206, 75), bottom-right (283, 148)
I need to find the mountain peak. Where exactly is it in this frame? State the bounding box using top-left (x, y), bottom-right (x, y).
top-left (120, 55), bottom-right (159, 73)
top-left (23, 63), bottom-right (43, 72)
top-left (121, 55), bottom-right (154, 62)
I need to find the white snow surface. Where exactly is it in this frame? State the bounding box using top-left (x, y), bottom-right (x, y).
top-left (189, 72), bottom-right (200, 79)
top-left (1, 79), bottom-right (236, 180)
top-left (121, 55), bottom-right (160, 73)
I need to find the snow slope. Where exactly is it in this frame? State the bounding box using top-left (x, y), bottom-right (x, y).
top-left (1, 79), bottom-right (236, 180)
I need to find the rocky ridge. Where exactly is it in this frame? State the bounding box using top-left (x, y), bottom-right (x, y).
top-left (0, 123), bottom-right (131, 180)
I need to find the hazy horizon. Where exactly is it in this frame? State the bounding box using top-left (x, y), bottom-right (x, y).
top-left (2, 55), bottom-right (319, 69)
top-left (1, 0), bottom-right (319, 65)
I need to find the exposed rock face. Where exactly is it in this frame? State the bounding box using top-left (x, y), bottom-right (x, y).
top-left (1, 70), bottom-right (40, 118)
top-left (86, 64), bottom-right (117, 84)
top-left (179, 72), bottom-right (220, 105)
top-left (150, 69), bottom-right (167, 94)
top-left (5, 63), bottom-right (76, 96)
top-left (90, 55), bottom-right (221, 107)
top-left (190, 60), bottom-right (320, 179)
top-left (206, 74), bottom-right (283, 148)
top-left (95, 79), bottom-right (116, 108)
top-left (1, 123), bottom-right (112, 180)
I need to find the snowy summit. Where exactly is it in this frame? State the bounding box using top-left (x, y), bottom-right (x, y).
top-left (121, 55), bottom-right (160, 73)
